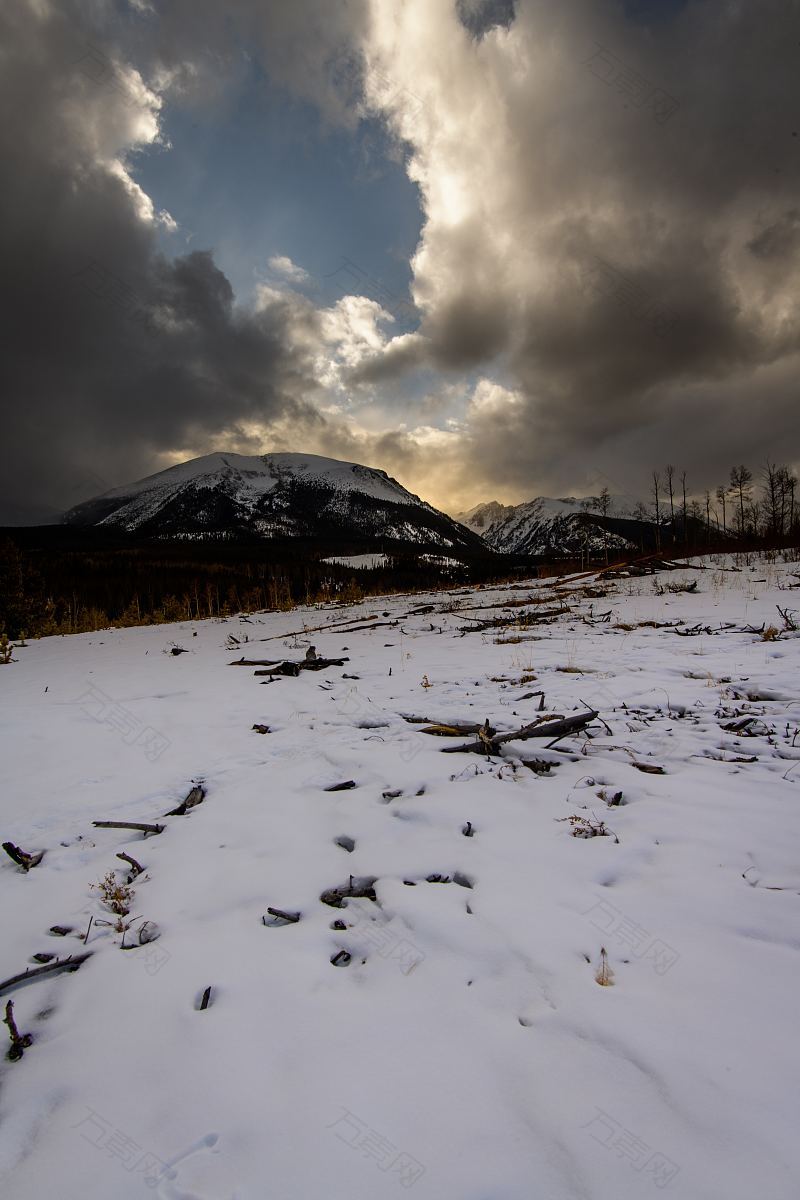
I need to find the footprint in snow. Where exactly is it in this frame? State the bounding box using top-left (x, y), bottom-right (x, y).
top-left (156, 1133), bottom-right (236, 1200)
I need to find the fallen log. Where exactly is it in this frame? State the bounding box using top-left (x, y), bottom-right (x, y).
top-left (263, 907), bottom-right (301, 926)
top-left (0, 953), bottom-right (93, 997)
top-left (92, 821), bottom-right (164, 836)
top-left (165, 784), bottom-right (206, 817)
top-left (253, 657), bottom-right (350, 677)
top-left (420, 722), bottom-right (483, 737)
top-left (229, 657), bottom-right (283, 666)
top-left (441, 710), bottom-right (598, 755)
top-left (2, 842), bottom-right (44, 870)
top-left (457, 607), bottom-right (568, 634)
top-left (4, 1000), bottom-right (33, 1060)
top-left (116, 851), bottom-right (144, 879)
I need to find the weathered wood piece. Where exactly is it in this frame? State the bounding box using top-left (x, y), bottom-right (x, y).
top-left (2, 842), bottom-right (44, 870)
top-left (116, 852), bottom-right (143, 879)
top-left (92, 821), bottom-right (165, 836)
top-left (0, 953), bottom-right (93, 997)
top-left (229, 657), bottom-right (283, 666)
top-left (263, 907), bottom-right (301, 926)
top-left (4, 1000), bottom-right (33, 1060)
top-left (441, 710), bottom-right (598, 755)
top-left (165, 784), bottom-right (205, 817)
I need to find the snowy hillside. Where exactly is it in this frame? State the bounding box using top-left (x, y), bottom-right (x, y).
top-left (1, 553), bottom-right (800, 1198)
top-left (61, 453), bottom-right (485, 556)
top-left (457, 496), bottom-right (643, 557)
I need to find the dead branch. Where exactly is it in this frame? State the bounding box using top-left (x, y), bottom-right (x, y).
top-left (92, 821), bottom-right (164, 836)
top-left (116, 852), bottom-right (143, 879)
top-left (441, 710), bottom-right (598, 755)
top-left (4, 1000), bottom-right (33, 1060)
top-left (229, 657), bottom-right (283, 666)
top-left (253, 656), bottom-right (349, 677)
top-left (777, 605), bottom-right (798, 632)
top-left (2, 842), bottom-right (44, 870)
top-left (457, 607), bottom-right (568, 633)
top-left (263, 907), bottom-right (301, 925)
top-left (0, 953), bottom-right (93, 997)
top-left (419, 722), bottom-right (483, 737)
top-left (165, 784), bottom-right (206, 817)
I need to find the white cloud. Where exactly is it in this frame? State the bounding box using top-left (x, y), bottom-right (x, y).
top-left (268, 254), bottom-right (309, 283)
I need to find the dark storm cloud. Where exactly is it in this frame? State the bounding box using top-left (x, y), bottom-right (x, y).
top-left (457, 0), bottom-right (517, 40)
top-left (354, 0), bottom-right (800, 499)
top-left (3, 0), bottom-right (800, 522)
top-left (0, 0), bottom-right (343, 521)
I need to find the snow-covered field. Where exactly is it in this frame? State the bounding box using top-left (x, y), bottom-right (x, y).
top-left (1, 553), bottom-right (799, 1199)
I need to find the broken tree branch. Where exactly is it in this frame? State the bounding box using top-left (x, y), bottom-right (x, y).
top-left (116, 852), bottom-right (143, 879)
top-left (0, 953), bottom-right (93, 997)
top-left (165, 784), bottom-right (205, 817)
top-left (92, 821), bottom-right (164, 836)
top-left (2, 842), bottom-right (44, 870)
top-left (4, 1000), bottom-right (33, 1060)
top-left (441, 710), bottom-right (599, 755)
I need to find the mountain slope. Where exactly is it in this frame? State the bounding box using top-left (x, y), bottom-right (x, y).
top-left (61, 452), bottom-right (488, 555)
top-left (457, 496), bottom-right (644, 556)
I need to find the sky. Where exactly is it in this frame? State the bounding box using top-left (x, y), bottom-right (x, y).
top-left (1, 0), bottom-right (799, 522)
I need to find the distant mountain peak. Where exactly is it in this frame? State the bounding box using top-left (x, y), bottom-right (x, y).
top-left (457, 493), bottom-right (650, 557)
top-left (61, 451), bottom-right (487, 557)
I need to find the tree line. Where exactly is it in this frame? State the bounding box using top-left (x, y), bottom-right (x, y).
top-left (585, 459), bottom-right (798, 558)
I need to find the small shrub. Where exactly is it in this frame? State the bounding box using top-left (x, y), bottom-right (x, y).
top-left (92, 871), bottom-right (133, 917)
top-left (557, 814), bottom-right (619, 843)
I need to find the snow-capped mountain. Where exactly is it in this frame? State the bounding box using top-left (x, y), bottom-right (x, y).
top-left (61, 452), bottom-right (486, 555)
top-left (455, 500), bottom-right (515, 538)
top-left (457, 496), bottom-right (644, 556)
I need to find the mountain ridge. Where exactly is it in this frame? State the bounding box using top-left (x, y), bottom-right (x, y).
top-left (61, 451), bottom-right (488, 557)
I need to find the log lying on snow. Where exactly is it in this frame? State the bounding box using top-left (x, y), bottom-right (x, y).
top-left (419, 722), bottom-right (484, 737)
top-left (229, 657), bottom-right (283, 666)
top-left (0, 953), bottom-right (93, 997)
top-left (165, 784), bottom-right (206, 817)
top-left (441, 710), bottom-right (599, 754)
top-left (457, 607), bottom-right (568, 633)
top-left (2, 842), bottom-right (44, 870)
top-left (93, 820), bottom-right (165, 836)
top-left (116, 851), bottom-right (144, 879)
top-left (254, 657), bottom-right (350, 677)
